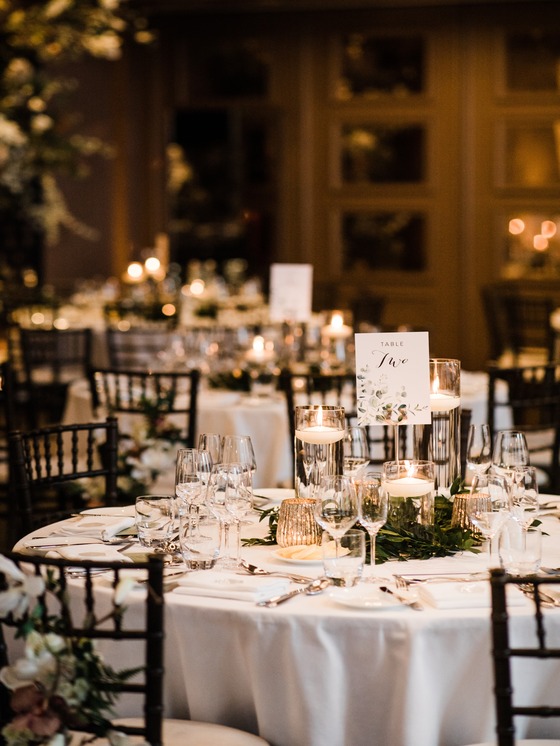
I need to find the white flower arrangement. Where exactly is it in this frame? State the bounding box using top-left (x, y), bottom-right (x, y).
top-left (0, 555), bottom-right (142, 746)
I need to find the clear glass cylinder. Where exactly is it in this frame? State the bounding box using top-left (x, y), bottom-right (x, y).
top-left (294, 405), bottom-right (345, 498)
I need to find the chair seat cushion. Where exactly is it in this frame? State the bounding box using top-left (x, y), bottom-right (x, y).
top-left (115, 717), bottom-right (271, 745)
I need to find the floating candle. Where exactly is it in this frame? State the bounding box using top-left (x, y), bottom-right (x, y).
top-left (245, 335), bottom-right (275, 364)
top-left (430, 393), bottom-right (461, 412)
top-left (383, 476), bottom-right (436, 498)
top-left (295, 425), bottom-right (346, 445)
top-left (321, 311), bottom-right (352, 340)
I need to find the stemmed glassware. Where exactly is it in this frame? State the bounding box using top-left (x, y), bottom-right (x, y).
top-left (491, 430), bottom-right (530, 481)
top-left (511, 465), bottom-right (539, 533)
top-left (175, 448), bottom-right (213, 537)
top-left (198, 433), bottom-right (223, 465)
top-left (465, 424), bottom-right (492, 480)
top-left (206, 462), bottom-right (251, 567)
top-left (343, 426), bottom-right (370, 480)
top-left (314, 474), bottom-right (358, 558)
top-left (466, 472), bottom-right (512, 566)
top-left (222, 435), bottom-right (257, 474)
top-left (355, 472), bottom-right (388, 571)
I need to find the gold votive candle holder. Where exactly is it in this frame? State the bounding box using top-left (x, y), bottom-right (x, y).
top-left (451, 493), bottom-right (490, 537)
top-left (276, 497), bottom-right (321, 547)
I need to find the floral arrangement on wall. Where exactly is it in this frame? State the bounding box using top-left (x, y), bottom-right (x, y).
top-left (0, 0), bottom-right (153, 246)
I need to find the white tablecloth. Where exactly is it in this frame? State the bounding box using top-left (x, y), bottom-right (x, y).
top-left (62, 379), bottom-right (292, 489)
top-left (15, 507), bottom-right (560, 746)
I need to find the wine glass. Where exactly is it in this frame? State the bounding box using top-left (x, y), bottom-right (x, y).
top-left (355, 473), bottom-right (388, 572)
top-left (222, 434), bottom-right (257, 474)
top-left (206, 463), bottom-right (242, 568)
top-left (465, 423), bottom-right (492, 481)
top-left (511, 465), bottom-right (539, 532)
top-left (175, 448), bottom-right (213, 537)
top-left (223, 463), bottom-right (254, 566)
top-left (343, 426), bottom-right (370, 480)
top-left (491, 430), bottom-right (529, 482)
top-left (466, 472), bottom-right (512, 566)
top-left (198, 433), bottom-right (223, 465)
top-left (314, 474), bottom-right (358, 557)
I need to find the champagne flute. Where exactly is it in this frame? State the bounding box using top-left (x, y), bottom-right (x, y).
top-left (491, 430), bottom-right (529, 482)
top-left (314, 474), bottom-right (358, 557)
top-left (343, 426), bottom-right (370, 480)
top-left (466, 472), bottom-right (512, 567)
top-left (355, 473), bottom-right (388, 571)
top-left (465, 423), bottom-right (492, 481)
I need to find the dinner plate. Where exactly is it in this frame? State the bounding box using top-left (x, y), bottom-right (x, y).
top-left (273, 546), bottom-right (323, 565)
top-left (253, 488), bottom-right (295, 506)
top-left (328, 586), bottom-right (404, 611)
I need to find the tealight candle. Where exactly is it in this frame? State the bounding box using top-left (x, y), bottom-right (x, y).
top-left (321, 312), bottom-right (352, 340)
top-left (245, 335), bottom-right (274, 364)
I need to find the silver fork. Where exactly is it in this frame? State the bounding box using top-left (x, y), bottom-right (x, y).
top-left (394, 572), bottom-right (488, 590)
top-left (239, 559), bottom-right (314, 584)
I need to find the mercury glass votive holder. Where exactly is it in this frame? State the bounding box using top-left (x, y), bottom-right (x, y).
top-left (276, 497), bottom-right (322, 547)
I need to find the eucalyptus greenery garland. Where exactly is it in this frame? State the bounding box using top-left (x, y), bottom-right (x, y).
top-left (243, 482), bottom-right (482, 564)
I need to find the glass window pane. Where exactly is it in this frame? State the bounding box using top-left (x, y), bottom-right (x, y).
top-left (504, 212), bottom-right (560, 276)
top-left (341, 124), bottom-right (425, 183)
top-left (342, 211), bottom-right (426, 271)
top-left (338, 34), bottom-right (425, 99)
top-left (504, 123), bottom-right (560, 186)
top-left (189, 41), bottom-right (270, 99)
top-left (506, 32), bottom-right (560, 92)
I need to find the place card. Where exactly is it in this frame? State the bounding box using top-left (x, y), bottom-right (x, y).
top-left (355, 331), bottom-right (431, 426)
top-left (269, 263), bottom-right (313, 322)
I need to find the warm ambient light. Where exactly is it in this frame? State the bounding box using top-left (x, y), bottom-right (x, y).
top-left (533, 234), bottom-right (548, 251)
top-left (126, 262), bottom-right (144, 281)
top-left (161, 303), bottom-right (176, 317)
top-left (144, 256), bottom-right (161, 274)
top-left (509, 218), bottom-right (525, 235)
top-left (189, 279), bottom-right (205, 296)
top-left (541, 221), bottom-right (557, 239)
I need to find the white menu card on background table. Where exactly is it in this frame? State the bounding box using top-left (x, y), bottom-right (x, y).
top-left (355, 331), bottom-right (431, 426)
top-left (269, 263), bottom-right (313, 322)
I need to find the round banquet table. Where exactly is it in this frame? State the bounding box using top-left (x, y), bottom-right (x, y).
top-left (13, 501), bottom-right (560, 746)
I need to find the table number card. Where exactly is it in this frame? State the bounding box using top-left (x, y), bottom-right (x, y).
top-left (355, 331), bottom-right (431, 426)
top-left (269, 263), bottom-right (313, 323)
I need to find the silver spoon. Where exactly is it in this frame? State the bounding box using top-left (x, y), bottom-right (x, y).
top-left (240, 559), bottom-right (314, 584)
top-left (257, 577), bottom-right (332, 607)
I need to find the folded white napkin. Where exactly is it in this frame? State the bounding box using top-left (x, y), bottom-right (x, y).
top-left (173, 571), bottom-right (290, 602)
top-left (46, 544), bottom-right (131, 562)
top-left (419, 581), bottom-right (528, 609)
top-left (57, 515), bottom-right (135, 541)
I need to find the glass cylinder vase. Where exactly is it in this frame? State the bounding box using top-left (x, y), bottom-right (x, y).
top-left (294, 405), bottom-right (345, 498)
top-left (413, 358), bottom-right (461, 493)
top-left (382, 459), bottom-right (436, 529)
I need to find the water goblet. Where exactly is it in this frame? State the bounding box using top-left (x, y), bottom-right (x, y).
top-left (466, 472), bottom-right (512, 567)
top-left (175, 448), bottom-right (210, 532)
top-left (178, 505), bottom-right (221, 570)
top-left (355, 473), bottom-right (388, 571)
top-left (465, 423), bottom-right (492, 482)
top-left (343, 426), bottom-right (370, 480)
top-left (314, 474), bottom-right (358, 558)
top-left (206, 462), bottom-right (247, 568)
